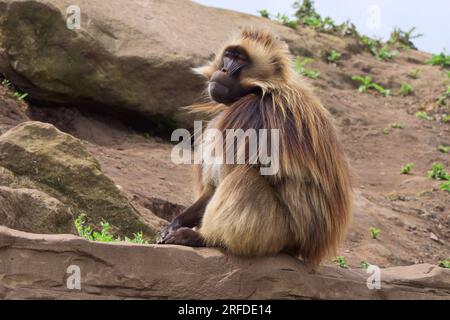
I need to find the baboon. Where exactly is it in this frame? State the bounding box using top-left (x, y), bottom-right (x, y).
top-left (158, 28), bottom-right (352, 265)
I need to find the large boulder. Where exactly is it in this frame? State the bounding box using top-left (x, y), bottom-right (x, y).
top-left (0, 0), bottom-right (357, 126)
top-left (0, 226), bottom-right (449, 299)
top-left (0, 121), bottom-right (157, 239)
top-left (0, 186), bottom-right (75, 234)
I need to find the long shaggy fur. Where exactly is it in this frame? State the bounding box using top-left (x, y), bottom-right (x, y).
top-left (190, 28), bottom-right (352, 265)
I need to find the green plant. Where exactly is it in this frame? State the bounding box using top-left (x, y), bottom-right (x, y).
top-left (390, 122), bottom-right (405, 129)
top-left (439, 258), bottom-right (450, 268)
top-left (74, 214), bottom-right (94, 241)
top-left (359, 36), bottom-right (397, 61)
top-left (441, 181), bottom-right (450, 193)
top-left (333, 256), bottom-right (348, 269)
top-left (427, 162), bottom-right (450, 181)
top-left (1, 79), bottom-right (11, 88)
top-left (360, 261), bottom-right (370, 269)
top-left (294, 57), bottom-right (320, 79)
top-left (352, 76), bottom-right (390, 97)
top-left (401, 163), bottom-right (414, 175)
top-left (258, 9), bottom-right (270, 19)
top-left (388, 27), bottom-right (422, 49)
top-left (408, 68), bottom-right (421, 79)
top-left (125, 232), bottom-right (148, 244)
top-left (93, 221), bottom-right (117, 242)
top-left (375, 45), bottom-right (397, 61)
top-left (369, 227), bottom-right (381, 239)
top-left (293, 0), bottom-right (316, 19)
top-left (328, 50), bottom-right (342, 63)
top-left (442, 115), bottom-right (450, 123)
top-left (14, 92), bottom-right (28, 101)
top-left (426, 52), bottom-right (450, 68)
top-left (414, 111), bottom-right (433, 121)
top-left (438, 145), bottom-right (450, 154)
top-left (437, 87), bottom-right (450, 107)
top-left (382, 128), bottom-right (390, 135)
top-left (399, 83), bottom-right (413, 96)
top-left (74, 214), bottom-right (149, 244)
top-left (274, 13), bottom-right (297, 29)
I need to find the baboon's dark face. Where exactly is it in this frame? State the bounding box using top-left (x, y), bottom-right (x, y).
top-left (208, 47), bottom-right (251, 105)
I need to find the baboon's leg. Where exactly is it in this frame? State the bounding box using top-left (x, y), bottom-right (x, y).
top-left (157, 185), bottom-right (214, 244)
top-left (200, 167), bottom-right (293, 256)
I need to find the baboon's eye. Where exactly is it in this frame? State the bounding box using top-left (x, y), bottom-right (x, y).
top-left (224, 51), bottom-right (233, 59)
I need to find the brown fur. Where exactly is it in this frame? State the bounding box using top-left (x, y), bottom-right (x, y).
top-left (190, 28), bottom-right (352, 265)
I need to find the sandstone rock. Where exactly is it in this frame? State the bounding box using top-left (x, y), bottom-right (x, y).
top-left (0, 86), bottom-right (29, 134)
top-left (0, 186), bottom-right (75, 234)
top-left (0, 226), bottom-right (448, 299)
top-left (0, 121), bottom-right (157, 239)
top-left (0, 0), bottom-right (357, 126)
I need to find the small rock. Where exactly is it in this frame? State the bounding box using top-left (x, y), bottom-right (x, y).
top-left (430, 232), bottom-right (440, 243)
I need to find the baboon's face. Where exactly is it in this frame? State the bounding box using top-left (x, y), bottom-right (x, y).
top-left (208, 46), bottom-right (252, 105)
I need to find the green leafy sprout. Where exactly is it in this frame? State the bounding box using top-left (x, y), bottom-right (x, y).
top-left (369, 227), bottom-right (381, 239)
top-left (427, 162), bottom-right (450, 181)
top-left (439, 258), bottom-right (450, 268)
top-left (352, 76), bottom-right (390, 97)
top-left (399, 83), bottom-right (413, 96)
top-left (258, 9), bottom-right (270, 19)
top-left (1, 79), bottom-right (11, 88)
top-left (360, 261), bottom-right (370, 269)
top-left (408, 68), bottom-right (421, 79)
top-left (437, 86), bottom-right (450, 107)
top-left (328, 50), bottom-right (342, 63)
top-left (438, 145), bottom-right (450, 154)
top-left (1, 77), bottom-right (29, 101)
top-left (333, 256), bottom-right (348, 269)
top-left (295, 57), bottom-right (321, 79)
top-left (388, 27), bottom-right (423, 49)
top-left (401, 163), bottom-right (414, 175)
top-left (391, 122), bottom-right (405, 129)
top-left (441, 181), bottom-right (450, 193)
top-left (14, 92), bottom-right (28, 101)
top-left (427, 163), bottom-right (450, 193)
top-left (414, 111), bottom-right (433, 121)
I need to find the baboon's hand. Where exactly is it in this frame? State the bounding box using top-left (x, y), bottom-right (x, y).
top-left (158, 227), bottom-right (204, 247)
top-left (157, 220), bottom-right (182, 244)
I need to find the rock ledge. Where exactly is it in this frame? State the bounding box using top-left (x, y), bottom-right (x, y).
top-left (0, 226), bottom-right (448, 299)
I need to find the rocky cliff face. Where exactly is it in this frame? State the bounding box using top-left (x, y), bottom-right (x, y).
top-left (0, 0), bottom-right (449, 299)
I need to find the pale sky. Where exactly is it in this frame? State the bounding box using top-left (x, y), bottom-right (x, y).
top-left (194, 0), bottom-right (449, 54)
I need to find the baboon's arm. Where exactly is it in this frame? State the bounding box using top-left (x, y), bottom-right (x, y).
top-left (173, 187), bottom-right (213, 228)
top-left (157, 186), bottom-right (214, 243)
